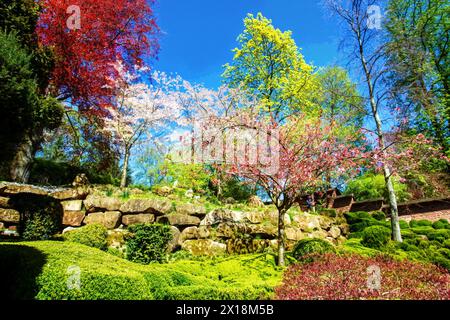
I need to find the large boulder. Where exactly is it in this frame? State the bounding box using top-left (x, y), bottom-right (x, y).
top-left (268, 211), bottom-right (291, 226)
top-left (198, 226), bottom-right (210, 239)
top-left (156, 214), bottom-right (201, 227)
top-left (179, 226), bottom-right (199, 244)
top-left (62, 211), bottom-right (86, 227)
top-left (328, 226), bottom-right (341, 238)
top-left (249, 225), bottom-right (278, 239)
top-left (167, 226), bottom-right (181, 252)
top-left (244, 211), bottom-right (266, 224)
top-left (0, 196), bottom-right (11, 208)
top-left (0, 182), bottom-right (48, 196)
top-left (119, 198), bottom-right (172, 215)
top-left (84, 195), bottom-right (122, 212)
top-left (215, 223), bottom-right (251, 239)
top-left (84, 211), bottom-right (121, 229)
top-left (247, 195), bottom-right (264, 208)
top-left (121, 213), bottom-right (155, 226)
top-left (226, 238), bottom-right (272, 254)
top-left (200, 208), bottom-right (244, 226)
top-left (318, 216), bottom-right (334, 231)
top-left (293, 213), bottom-right (321, 231)
top-left (61, 200), bottom-right (83, 212)
top-left (176, 203), bottom-right (206, 217)
top-left (285, 227), bottom-right (304, 241)
top-left (72, 173), bottom-right (89, 187)
top-left (106, 228), bottom-right (129, 254)
top-left (50, 187), bottom-right (89, 200)
top-left (0, 208), bottom-right (20, 223)
top-left (153, 186), bottom-right (173, 197)
top-left (181, 239), bottom-right (226, 256)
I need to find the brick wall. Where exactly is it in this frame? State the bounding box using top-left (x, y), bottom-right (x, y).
top-left (398, 209), bottom-right (450, 223)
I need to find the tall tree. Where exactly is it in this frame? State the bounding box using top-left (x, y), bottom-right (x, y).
top-left (4, 0), bottom-right (160, 183)
top-left (316, 66), bottom-right (366, 189)
top-left (385, 0), bottom-right (449, 153)
top-left (317, 66), bottom-right (365, 133)
top-left (0, 0), bottom-right (63, 182)
top-left (104, 66), bottom-right (183, 188)
top-left (325, 0), bottom-right (404, 242)
top-left (208, 112), bottom-right (365, 266)
top-left (222, 13), bottom-right (319, 121)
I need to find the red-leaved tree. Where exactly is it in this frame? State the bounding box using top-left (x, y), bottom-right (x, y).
top-left (10, 0), bottom-right (160, 183)
top-left (37, 0), bottom-right (159, 113)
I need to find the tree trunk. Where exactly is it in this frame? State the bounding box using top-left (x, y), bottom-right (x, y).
top-left (358, 38), bottom-right (402, 243)
top-left (120, 148), bottom-right (130, 188)
top-left (9, 132), bottom-right (39, 183)
top-left (277, 208), bottom-right (287, 267)
top-left (385, 169), bottom-right (402, 241)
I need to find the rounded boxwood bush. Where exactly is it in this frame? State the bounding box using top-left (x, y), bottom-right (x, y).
top-left (9, 194), bottom-right (62, 240)
top-left (399, 220), bottom-right (410, 229)
top-left (63, 224), bottom-right (108, 250)
top-left (361, 225), bottom-right (391, 249)
top-left (291, 238), bottom-right (335, 262)
top-left (410, 220), bottom-right (433, 228)
top-left (427, 230), bottom-right (450, 242)
top-left (432, 219), bottom-right (449, 230)
top-left (125, 223), bottom-right (173, 264)
top-left (344, 211), bottom-right (370, 224)
top-left (371, 211), bottom-right (386, 221)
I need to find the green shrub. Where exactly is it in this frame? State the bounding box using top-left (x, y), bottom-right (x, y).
top-left (125, 224), bottom-right (173, 264)
top-left (348, 232), bottom-right (364, 239)
top-left (432, 220), bottom-right (446, 230)
top-left (0, 241), bottom-right (281, 300)
top-left (319, 208), bottom-right (337, 218)
top-left (291, 238), bottom-right (335, 262)
top-left (443, 239), bottom-right (450, 249)
top-left (344, 211), bottom-right (371, 224)
top-left (63, 224), bottom-right (108, 250)
top-left (371, 211), bottom-right (386, 221)
top-left (345, 173), bottom-right (410, 202)
top-left (400, 229), bottom-right (417, 239)
top-left (350, 218), bottom-right (383, 233)
top-left (437, 248), bottom-right (450, 260)
top-left (432, 219), bottom-right (449, 230)
top-left (9, 194), bottom-right (62, 241)
top-left (410, 220), bottom-right (433, 228)
top-left (427, 230), bottom-right (450, 242)
top-left (411, 226), bottom-right (435, 238)
top-left (430, 254), bottom-right (450, 271)
top-left (361, 226), bottom-right (391, 249)
top-left (399, 220), bottom-right (410, 229)
top-left (29, 158), bottom-right (120, 186)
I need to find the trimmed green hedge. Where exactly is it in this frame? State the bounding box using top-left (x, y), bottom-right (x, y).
top-left (0, 241), bottom-right (281, 300)
top-left (63, 224), bottom-right (108, 251)
top-left (361, 226), bottom-right (391, 249)
top-left (125, 224), bottom-right (173, 264)
top-left (292, 238), bottom-right (335, 262)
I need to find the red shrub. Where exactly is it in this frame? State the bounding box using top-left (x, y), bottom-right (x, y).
top-left (275, 253), bottom-right (450, 300)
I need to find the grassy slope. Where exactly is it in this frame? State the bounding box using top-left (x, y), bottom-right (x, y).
top-left (0, 241), bottom-right (282, 300)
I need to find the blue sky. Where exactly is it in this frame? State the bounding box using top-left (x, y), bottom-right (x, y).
top-left (151, 0), bottom-right (343, 89)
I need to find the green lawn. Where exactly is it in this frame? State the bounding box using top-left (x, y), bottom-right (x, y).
top-left (0, 240), bottom-right (282, 300)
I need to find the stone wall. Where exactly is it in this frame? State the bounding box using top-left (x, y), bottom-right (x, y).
top-left (0, 182), bottom-right (349, 255)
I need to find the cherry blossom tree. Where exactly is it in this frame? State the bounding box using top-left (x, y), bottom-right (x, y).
top-left (204, 112), bottom-right (367, 266)
top-left (105, 64), bottom-right (183, 188)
